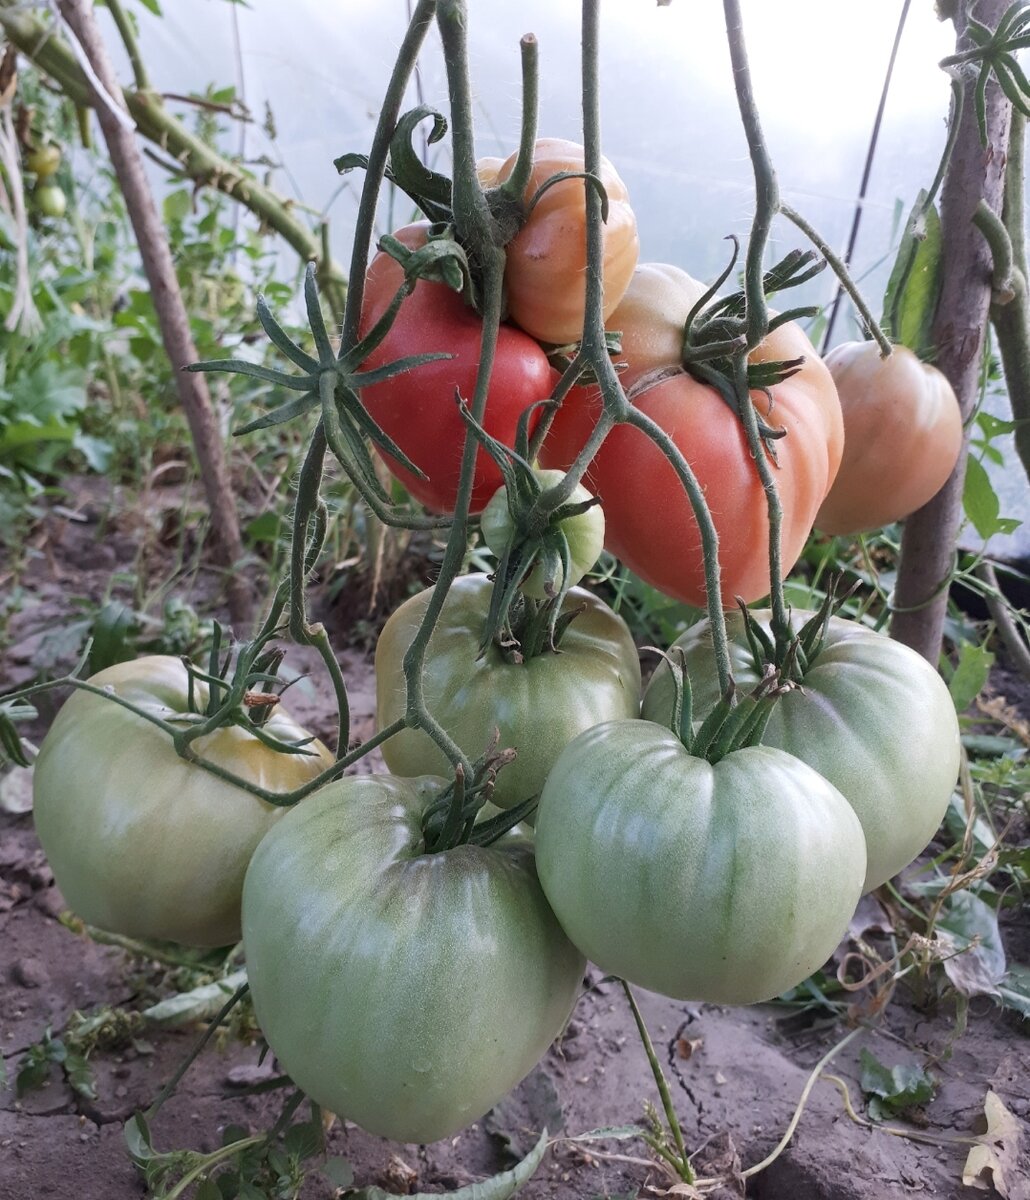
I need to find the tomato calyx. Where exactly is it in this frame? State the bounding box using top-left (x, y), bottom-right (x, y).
top-left (457, 398), bottom-right (600, 658)
top-left (735, 575), bottom-right (861, 689)
top-left (174, 625), bottom-right (323, 762)
top-left (654, 645), bottom-right (793, 765)
top-left (655, 243), bottom-right (827, 458)
top-left (420, 742), bottom-right (533, 853)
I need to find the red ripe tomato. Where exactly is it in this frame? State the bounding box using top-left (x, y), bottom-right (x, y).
top-left (358, 223), bottom-right (555, 514)
top-left (540, 276), bottom-right (843, 608)
top-left (481, 138), bottom-right (639, 345)
top-left (816, 341), bottom-right (963, 535)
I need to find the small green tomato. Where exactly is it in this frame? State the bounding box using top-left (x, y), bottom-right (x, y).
top-left (481, 468), bottom-right (604, 599)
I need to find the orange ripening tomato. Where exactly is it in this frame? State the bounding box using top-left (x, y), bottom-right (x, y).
top-left (816, 342), bottom-right (963, 535)
top-left (357, 223), bottom-right (555, 514)
top-left (540, 270), bottom-right (843, 609)
top-left (480, 137), bottom-right (639, 345)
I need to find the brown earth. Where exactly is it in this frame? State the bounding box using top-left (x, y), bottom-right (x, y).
top-left (1, 481), bottom-right (1028, 1199)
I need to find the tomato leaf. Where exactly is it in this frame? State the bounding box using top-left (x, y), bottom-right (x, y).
top-left (859, 1049), bottom-right (936, 1121)
top-left (996, 963), bottom-right (1030, 1019)
top-left (948, 641), bottom-right (996, 712)
top-left (963, 455), bottom-right (1022, 540)
top-left (882, 191), bottom-right (942, 357)
top-left (141, 970), bottom-right (248, 1026)
top-left (936, 890), bottom-right (1007, 999)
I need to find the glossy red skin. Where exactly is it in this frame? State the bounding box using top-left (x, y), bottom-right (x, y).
top-left (540, 321), bottom-right (843, 608)
top-left (358, 224), bottom-right (555, 513)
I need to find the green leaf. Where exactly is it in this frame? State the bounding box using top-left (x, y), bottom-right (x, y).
top-left (136, 0), bottom-right (163, 14)
top-left (195, 1181), bottom-right (223, 1200)
top-left (975, 411), bottom-right (1020, 440)
top-left (882, 192), bottom-right (942, 357)
top-left (964, 455), bottom-right (1021, 540)
top-left (88, 601), bottom-right (137, 674)
top-left (346, 1128), bottom-right (549, 1199)
top-left (63, 1051), bottom-right (98, 1101)
top-left (859, 1049), bottom-right (936, 1121)
top-left (283, 1117), bottom-right (322, 1162)
top-left (124, 1112), bottom-right (156, 1164)
top-left (323, 1157), bottom-right (355, 1188)
top-left (948, 641), bottom-right (996, 712)
top-left (71, 431), bottom-right (114, 472)
top-left (997, 963), bottom-right (1030, 1018)
top-left (141, 970), bottom-right (248, 1026)
top-left (16, 1056), bottom-right (53, 1097)
top-left (163, 189), bottom-right (192, 224)
top-left (936, 890), bottom-right (1007, 998)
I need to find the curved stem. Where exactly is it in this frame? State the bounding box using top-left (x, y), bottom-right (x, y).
top-left (781, 202), bottom-right (893, 355)
top-left (105, 0), bottom-right (150, 91)
top-left (732, 358), bottom-right (788, 633)
top-left (497, 34), bottom-right (540, 206)
top-left (723, 0), bottom-right (777, 349)
top-left (396, 0), bottom-right (507, 781)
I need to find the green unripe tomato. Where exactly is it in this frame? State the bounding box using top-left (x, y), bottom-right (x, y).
top-left (480, 469), bottom-right (605, 599)
top-left (241, 774), bottom-right (585, 1143)
top-left (535, 721), bottom-right (866, 1004)
top-left (642, 611), bottom-right (961, 893)
top-left (26, 145), bottom-right (62, 178)
top-left (32, 656), bottom-right (333, 946)
top-left (34, 183), bottom-right (67, 219)
top-left (376, 574), bottom-right (641, 810)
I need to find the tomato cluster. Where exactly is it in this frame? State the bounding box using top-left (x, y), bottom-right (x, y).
top-left (30, 136), bottom-right (964, 1149)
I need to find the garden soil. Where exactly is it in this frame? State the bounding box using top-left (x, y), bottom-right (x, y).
top-left (2, 483), bottom-right (1029, 1199)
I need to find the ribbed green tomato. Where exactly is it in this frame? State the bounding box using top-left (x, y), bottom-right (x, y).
top-left (376, 574), bottom-right (641, 809)
top-left (535, 721), bottom-right (865, 1004)
top-left (32, 656), bottom-right (333, 946)
top-left (480, 469), bottom-right (605, 600)
top-left (642, 612), bottom-right (961, 892)
top-left (241, 775), bottom-right (585, 1143)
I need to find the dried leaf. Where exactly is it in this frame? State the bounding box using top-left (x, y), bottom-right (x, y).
top-left (962, 1090), bottom-right (1024, 1197)
top-left (0, 766), bottom-right (34, 814)
top-left (676, 1037), bottom-right (703, 1061)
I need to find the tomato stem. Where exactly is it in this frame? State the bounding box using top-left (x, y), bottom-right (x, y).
top-left (621, 981), bottom-right (695, 1186)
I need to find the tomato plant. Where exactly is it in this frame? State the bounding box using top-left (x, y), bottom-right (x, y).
top-left (241, 773), bottom-right (585, 1143)
top-left (541, 309), bottom-right (844, 608)
top-left (480, 468), bottom-right (605, 599)
top-left (816, 341), bottom-right (964, 535)
top-left (534, 720), bottom-right (865, 1003)
top-left (32, 656), bottom-right (333, 947)
top-left (358, 223), bottom-right (555, 513)
top-left (375, 573), bottom-right (641, 809)
top-left (641, 610), bottom-right (961, 892)
top-left (479, 137), bottom-right (639, 344)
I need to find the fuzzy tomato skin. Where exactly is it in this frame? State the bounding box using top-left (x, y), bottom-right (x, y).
top-left (816, 342), bottom-right (963, 534)
top-left (534, 722), bottom-right (865, 1004)
top-left (375, 574), bottom-right (641, 810)
top-left (241, 774), bottom-right (585, 1143)
top-left (480, 469), bottom-right (605, 599)
top-left (358, 223), bottom-right (555, 514)
top-left (484, 137), bottom-right (639, 344)
top-left (541, 314), bottom-right (843, 608)
top-left (642, 611), bottom-right (961, 892)
top-left (32, 657), bottom-right (333, 946)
